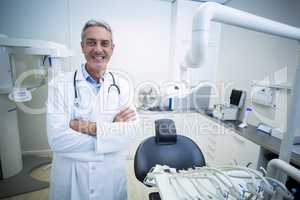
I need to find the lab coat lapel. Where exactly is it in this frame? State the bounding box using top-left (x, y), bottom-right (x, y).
top-left (94, 71), bottom-right (120, 122)
top-left (71, 67), bottom-right (96, 121)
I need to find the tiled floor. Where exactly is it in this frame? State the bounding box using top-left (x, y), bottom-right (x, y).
top-left (2, 160), bottom-right (155, 200)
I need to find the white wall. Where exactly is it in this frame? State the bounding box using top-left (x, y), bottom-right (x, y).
top-left (68, 0), bottom-right (172, 85)
top-left (0, 0), bottom-right (172, 153)
top-left (215, 0), bottom-right (300, 130)
top-left (0, 0), bottom-right (69, 44)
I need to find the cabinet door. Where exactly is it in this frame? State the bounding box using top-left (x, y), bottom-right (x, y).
top-left (212, 133), bottom-right (233, 167)
top-left (214, 130), bottom-right (260, 169)
top-left (196, 116), bottom-right (223, 166)
top-left (229, 132), bottom-right (260, 169)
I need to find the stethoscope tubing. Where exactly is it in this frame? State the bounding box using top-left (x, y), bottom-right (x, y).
top-left (73, 69), bottom-right (120, 106)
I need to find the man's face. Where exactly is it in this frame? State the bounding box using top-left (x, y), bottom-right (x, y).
top-left (81, 26), bottom-right (114, 71)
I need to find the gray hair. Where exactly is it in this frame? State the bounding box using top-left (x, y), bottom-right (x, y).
top-left (81, 19), bottom-right (113, 42)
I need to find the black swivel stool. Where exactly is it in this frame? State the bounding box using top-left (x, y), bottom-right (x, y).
top-left (134, 119), bottom-right (206, 200)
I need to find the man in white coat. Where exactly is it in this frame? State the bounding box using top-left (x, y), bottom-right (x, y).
top-left (47, 19), bottom-right (138, 200)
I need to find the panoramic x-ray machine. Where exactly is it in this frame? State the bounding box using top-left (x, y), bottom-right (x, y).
top-left (0, 35), bottom-right (70, 179)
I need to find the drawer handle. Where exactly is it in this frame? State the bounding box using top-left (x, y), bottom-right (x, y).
top-left (207, 144), bottom-right (216, 152)
top-left (232, 135), bottom-right (245, 144)
top-left (206, 151), bottom-right (214, 159)
top-left (207, 137), bottom-right (217, 145)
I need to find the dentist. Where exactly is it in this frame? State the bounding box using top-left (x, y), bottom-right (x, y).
top-left (47, 19), bottom-right (138, 200)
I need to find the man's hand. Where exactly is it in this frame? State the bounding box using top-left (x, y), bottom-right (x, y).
top-left (113, 106), bottom-right (137, 122)
top-left (69, 119), bottom-right (96, 135)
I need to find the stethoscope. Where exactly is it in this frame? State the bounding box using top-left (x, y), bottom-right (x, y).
top-left (73, 69), bottom-right (120, 107)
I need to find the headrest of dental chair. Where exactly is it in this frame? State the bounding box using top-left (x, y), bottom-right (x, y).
top-left (155, 119), bottom-right (177, 144)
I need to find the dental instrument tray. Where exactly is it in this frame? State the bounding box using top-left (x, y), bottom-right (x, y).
top-left (144, 165), bottom-right (293, 200)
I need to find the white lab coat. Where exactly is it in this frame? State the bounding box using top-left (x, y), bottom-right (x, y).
top-left (47, 66), bottom-right (138, 200)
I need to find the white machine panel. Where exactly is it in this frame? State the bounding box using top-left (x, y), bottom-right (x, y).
top-left (0, 47), bottom-right (13, 92)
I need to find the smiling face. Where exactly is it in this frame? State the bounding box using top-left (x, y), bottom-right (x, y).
top-left (81, 26), bottom-right (114, 73)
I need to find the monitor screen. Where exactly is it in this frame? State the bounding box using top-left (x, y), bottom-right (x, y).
top-left (230, 89), bottom-right (243, 106)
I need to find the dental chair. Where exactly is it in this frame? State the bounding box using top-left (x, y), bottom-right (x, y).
top-left (134, 119), bottom-right (206, 200)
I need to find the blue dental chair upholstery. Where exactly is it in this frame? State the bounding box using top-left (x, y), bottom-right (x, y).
top-left (134, 119), bottom-right (206, 200)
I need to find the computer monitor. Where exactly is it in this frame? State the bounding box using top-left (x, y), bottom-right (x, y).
top-left (230, 89), bottom-right (245, 108)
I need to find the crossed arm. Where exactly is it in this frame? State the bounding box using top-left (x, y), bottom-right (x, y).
top-left (69, 106), bottom-right (137, 136)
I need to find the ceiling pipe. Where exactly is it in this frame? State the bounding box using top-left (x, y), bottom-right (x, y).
top-left (183, 2), bottom-right (300, 69)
